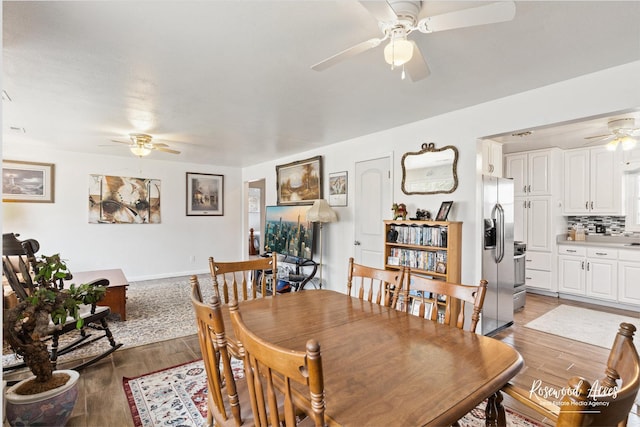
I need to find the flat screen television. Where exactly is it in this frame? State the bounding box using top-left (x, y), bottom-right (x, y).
top-left (263, 205), bottom-right (315, 260)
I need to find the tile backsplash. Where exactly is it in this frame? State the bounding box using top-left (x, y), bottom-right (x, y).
top-left (566, 216), bottom-right (639, 236)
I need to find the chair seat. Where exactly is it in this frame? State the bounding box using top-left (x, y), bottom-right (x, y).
top-left (46, 304), bottom-right (111, 333)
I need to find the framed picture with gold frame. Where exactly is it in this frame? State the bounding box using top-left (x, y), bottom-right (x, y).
top-left (2, 160), bottom-right (55, 203)
top-left (276, 155), bottom-right (322, 205)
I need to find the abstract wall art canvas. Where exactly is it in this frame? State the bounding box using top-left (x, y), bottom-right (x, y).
top-left (89, 174), bottom-right (161, 224)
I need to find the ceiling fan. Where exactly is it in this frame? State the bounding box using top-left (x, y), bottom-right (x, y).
top-left (311, 0), bottom-right (516, 81)
top-left (584, 118), bottom-right (640, 151)
top-left (111, 133), bottom-right (181, 157)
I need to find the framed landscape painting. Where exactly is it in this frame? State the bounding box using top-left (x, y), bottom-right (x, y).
top-left (186, 172), bottom-right (224, 216)
top-left (2, 160), bottom-right (55, 203)
top-left (276, 155), bottom-right (322, 205)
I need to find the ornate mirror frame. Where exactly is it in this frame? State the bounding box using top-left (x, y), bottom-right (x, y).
top-left (401, 143), bottom-right (459, 195)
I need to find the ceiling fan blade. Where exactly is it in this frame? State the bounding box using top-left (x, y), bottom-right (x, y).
top-left (111, 139), bottom-right (132, 145)
top-left (417, 1), bottom-right (516, 34)
top-left (154, 147), bottom-right (181, 154)
top-left (584, 134), bottom-right (612, 140)
top-left (311, 37), bottom-right (385, 71)
top-left (404, 41), bottom-right (430, 82)
top-left (358, 0), bottom-right (397, 22)
top-left (152, 142), bottom-right (169, 147)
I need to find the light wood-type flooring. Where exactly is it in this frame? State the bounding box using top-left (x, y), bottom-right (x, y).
top-left (7, 293), bottom-right (639, 426)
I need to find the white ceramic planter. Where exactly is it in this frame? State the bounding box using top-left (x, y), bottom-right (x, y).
top-left (5, 369), bottom-right (80, 427)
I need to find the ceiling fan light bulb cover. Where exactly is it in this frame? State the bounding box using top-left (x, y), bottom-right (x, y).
top-left (130, 145), bottom-right (152, 156)
top-left (606, 139), bottom-right (619, 151)
top-left (621, 136), bottom-right (637, 151)
top-left (384, 38), bottom-right (413, 66)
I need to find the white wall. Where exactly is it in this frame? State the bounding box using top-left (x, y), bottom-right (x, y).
top-left (242, 61), bottom-right (640, 293)
top-left (4, 62), bottom-right (639, 286)
top-left (2, 148), bottom-right (243, 281)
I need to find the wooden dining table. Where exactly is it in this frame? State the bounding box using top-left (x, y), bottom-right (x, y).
top-left (228, 289), bottom-right (523, 426)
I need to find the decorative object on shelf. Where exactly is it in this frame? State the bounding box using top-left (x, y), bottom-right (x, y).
top-left (436, 201), bottom-right (453, 221)
top-left (414, 208), bottom-right (431, 220)
top-left (328, 171), bottom-right (347, 206)
top-left (392, 203), bottom-right (408, 220)
top-left (2, 160), bottom-right (55, 203)
top-left (401, 143), bottom-right (459, 195)
top-left (276, 155), bottom-right (322, 205)
top-left (186, 172), bottom-right (224, 216)
top-left (306, 199), bottom-right (337, 287)
top-left (89, 174), bottom-right (161, 223)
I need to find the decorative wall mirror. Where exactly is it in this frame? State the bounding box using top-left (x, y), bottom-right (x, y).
top-left (401, 143), bottom-right (459, 195)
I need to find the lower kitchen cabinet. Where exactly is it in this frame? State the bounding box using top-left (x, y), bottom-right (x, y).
top-left (557, 245), bottom-right (618, 302)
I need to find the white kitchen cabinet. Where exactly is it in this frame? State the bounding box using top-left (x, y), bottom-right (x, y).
top-left (563, 147), bottom-right (622, 215)
top-left (525, 251), bottom-right (554, 292)
top-left (505, 149), bottom-right (558, 197)
top-left (482, 139), bottom-right (503, 177)
top-left (514, 196), bottom-right (553, 252)
top-left (558, 245), bottom-right (618, 301)
top-left (618, 249), bottom-right (640, 306)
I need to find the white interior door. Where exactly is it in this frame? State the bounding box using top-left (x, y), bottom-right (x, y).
top-left (354, 156), bottom-right (391, 268)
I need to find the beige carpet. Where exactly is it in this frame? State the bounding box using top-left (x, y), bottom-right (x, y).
top-left (524, 304), bottom-right (639, 351)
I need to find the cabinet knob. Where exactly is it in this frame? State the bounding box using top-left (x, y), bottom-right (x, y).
top-left (590, 201), bottom-right (594, 210)
top-left (354, 241), bottom-right (361, 246)
top-left (585, 201), bottom-right (589, 209)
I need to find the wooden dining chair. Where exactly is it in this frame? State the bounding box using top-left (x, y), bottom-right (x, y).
top-left (228, 300), bottom-right (326, 427)
top-left (190, 275), bottom-right (253, 427)
top-left (209, 253), bottom-right (277, 303)
top-left (401, 269), bottom-right (487, 333)
top-left (346, 257), bottom-right (406, 309)
top-left (492, 322), bottom-right (639, 427)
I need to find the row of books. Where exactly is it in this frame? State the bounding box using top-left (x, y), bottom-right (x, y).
top-left (386, 248), bottom-right (447, 272)
top-left (387, 224), bottom-right (448, 247)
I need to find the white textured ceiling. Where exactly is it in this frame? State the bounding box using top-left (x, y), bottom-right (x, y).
top-left (3, 1), bottom-right (640, 166)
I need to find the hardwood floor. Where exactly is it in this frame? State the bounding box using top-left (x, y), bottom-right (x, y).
top-left (6, 292), bottom-right (638, 426)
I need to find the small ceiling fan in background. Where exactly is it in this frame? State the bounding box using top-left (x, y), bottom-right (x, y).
top-left (311, 0), bottom-right (516, 81)
top-left (584, 118), bottom-right (640, 151)
top-left (110, 133), bottom-right (181, 157)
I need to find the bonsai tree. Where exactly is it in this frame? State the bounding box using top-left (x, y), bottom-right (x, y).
top-left (3, 253), bottom-right (106, 393)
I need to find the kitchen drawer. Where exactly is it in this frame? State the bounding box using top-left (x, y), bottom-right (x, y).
top-left (586, 247), bottom-right (617, 259)
top-left (618, 249), bottom-right (640, 262)
top-left (558, 245), bottom-right (586, 257)
top-left (525, 251), bottom-right (551, 271)
top-left (525, 269), bottom-right (552, 290)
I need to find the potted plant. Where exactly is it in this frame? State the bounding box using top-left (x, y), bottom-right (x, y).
top-left (3, 253), bottom-right (106, 426)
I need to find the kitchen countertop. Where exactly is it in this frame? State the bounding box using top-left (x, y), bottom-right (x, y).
top-left (557, 234), bottom-right (640, 248)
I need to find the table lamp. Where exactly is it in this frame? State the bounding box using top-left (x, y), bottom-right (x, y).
top-left (306, 199), bottom-right (337, 287)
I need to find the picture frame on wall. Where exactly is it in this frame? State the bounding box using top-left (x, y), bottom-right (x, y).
top-left (2, 160), bottom-right (55, 203)
top-left (186, 172), bottom-right (224, 216)
top-left (328, 171), bottom-right (347, 207)
top-left (435, 201), bottom-right (453, 221)
top-left (276, 155), bottom-right (322, 205)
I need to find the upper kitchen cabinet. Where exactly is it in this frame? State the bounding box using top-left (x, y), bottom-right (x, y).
top-left (563, 146), bottom-right (622, 215)
top-left (481, 139), bottom-right (503, 177)
top-left (504, 149), bottom-right (560, 197)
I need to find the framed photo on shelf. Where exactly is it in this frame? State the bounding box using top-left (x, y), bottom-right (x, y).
top-left (186, 172), bottom-right (224, 216)
top-left (276, 155), bottom-right (322, 205)
top-left (328, 171), bottom-right (347, 206)
top-left (436, 261), bottom-right (447, 274)
top-left (435, 201), bottom-right (453, 221)
top-left (2, 160), bottom-right (55, 203)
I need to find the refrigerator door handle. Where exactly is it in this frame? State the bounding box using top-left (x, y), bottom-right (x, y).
top-left (491, 203), bottom-right (505, 263)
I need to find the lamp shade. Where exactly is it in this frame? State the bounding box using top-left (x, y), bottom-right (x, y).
top-left (306, 199), bottom-right (337, 223)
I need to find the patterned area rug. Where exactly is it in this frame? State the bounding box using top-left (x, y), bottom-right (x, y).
top-left (3, 274), bottom-right (215, 367)
top-left (124, 359), bottom-right (543, 427)
top-left (524, 304), bottom-right (639, 351)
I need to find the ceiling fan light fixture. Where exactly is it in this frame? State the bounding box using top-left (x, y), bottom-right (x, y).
top-left (130, 145), bottom-right (152, 157)
top-left (383, 37), bottom-right (413, 67)
top-left (621, 135), bottom-right (637, 151)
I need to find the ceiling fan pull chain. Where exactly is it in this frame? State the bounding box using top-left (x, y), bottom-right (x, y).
top-left (401, 65), bottom-right (406, 80)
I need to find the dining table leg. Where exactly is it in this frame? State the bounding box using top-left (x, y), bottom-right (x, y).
top-left (485, 391), bottom-right (507, 427)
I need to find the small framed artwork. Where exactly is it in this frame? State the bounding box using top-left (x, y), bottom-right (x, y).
top-left (435, 201), bottom-right (453, 221)
top-left (436, 262), bottom-right (447, 274)
top-left (328, 171), bottom-right (347, 207)
top-left (186, 172), bottom-right (224, 216)
top-left (2, 160), bottom-right (55, 203)
top-left (276, 155), bottom-right (322, 205)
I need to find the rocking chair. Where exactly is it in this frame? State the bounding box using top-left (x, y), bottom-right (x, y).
top-left (2, 233), bottom-right (123, 373)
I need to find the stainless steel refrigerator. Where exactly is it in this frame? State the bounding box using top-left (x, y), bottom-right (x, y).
top-left (481, 175), bottom-right (515, 336)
